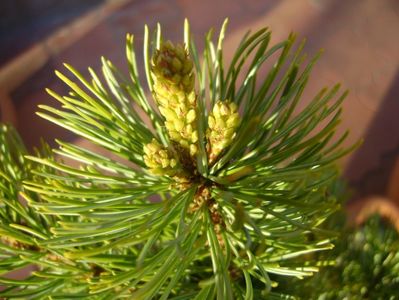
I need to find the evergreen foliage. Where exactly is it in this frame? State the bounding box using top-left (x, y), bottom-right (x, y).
top-left (0, 20), bottom-right (357, 299)
top-left (278, 214), bottom-right (399, 299)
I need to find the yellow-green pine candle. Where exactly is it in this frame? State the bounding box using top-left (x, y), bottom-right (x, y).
top-left (143, 139), bottom-right (180, 176)
top-left (151, 40), bottom-right (198, 157)
top-left (207, 100), bottom-right (240, 164)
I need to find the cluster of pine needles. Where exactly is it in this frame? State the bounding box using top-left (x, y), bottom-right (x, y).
top-left (0, 19), bottom-right (358, 299)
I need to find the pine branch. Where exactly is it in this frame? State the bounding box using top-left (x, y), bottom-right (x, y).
top-left (278, 213), bottom-right (399, 299)
top-left (0, 19), bottom-right (358, 299)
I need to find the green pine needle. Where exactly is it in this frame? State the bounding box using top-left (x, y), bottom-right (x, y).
top-left (277, 214), bottom-right (399, 299)
top-left (0, 19), bottom-right (358, 299)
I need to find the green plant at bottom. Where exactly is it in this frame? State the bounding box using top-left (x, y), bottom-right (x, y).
top-left (276, 214), bottom-right (399, 299)
top-left (0, 19), bottom-right (358, 299)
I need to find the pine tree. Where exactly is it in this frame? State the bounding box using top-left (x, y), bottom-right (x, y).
top-left (0, 20), bottom-right (358, 299)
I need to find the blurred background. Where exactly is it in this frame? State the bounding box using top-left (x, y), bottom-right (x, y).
top-left (1, 0), bottom-right (399, 218)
